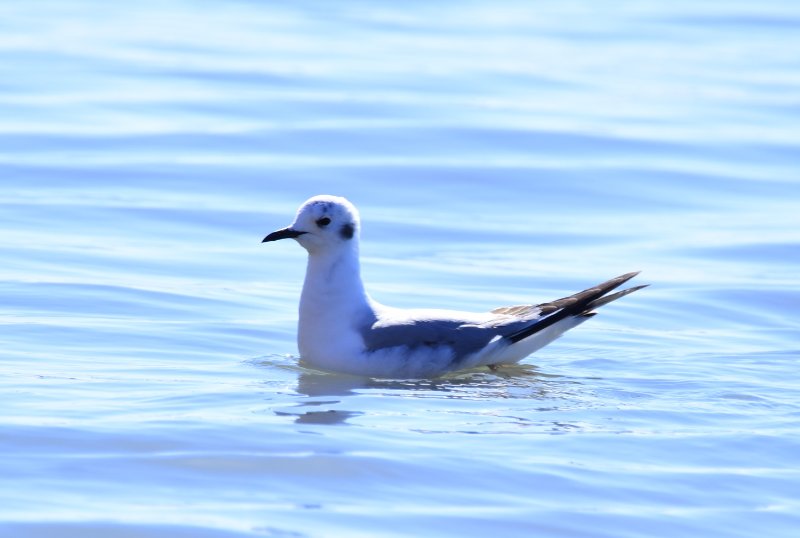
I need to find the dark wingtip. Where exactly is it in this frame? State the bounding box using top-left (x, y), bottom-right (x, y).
top-left (586, 283), bottom-right (649, 310)
top-left (617, 271), bottom-right (641, 283)
top-left (504, 271), bottom-right (645, 344)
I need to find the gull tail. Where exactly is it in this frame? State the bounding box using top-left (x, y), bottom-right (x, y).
top-left (505, 271), bottom-right (647, 345)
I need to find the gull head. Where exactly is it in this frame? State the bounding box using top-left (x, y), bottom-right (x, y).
top-left (262, 195), bottom-right (360, 254)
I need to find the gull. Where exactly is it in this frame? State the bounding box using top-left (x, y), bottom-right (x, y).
top-left (263, 195), bottom-right (646, 378)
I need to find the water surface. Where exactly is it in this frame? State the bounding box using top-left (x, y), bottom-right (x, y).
top-left (2, 1), bottom-right (800, 537)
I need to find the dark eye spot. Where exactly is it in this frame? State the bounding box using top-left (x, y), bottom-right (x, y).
top-left (340, 223), bottom-right (354, 240)
top-left (316, 217), bottom-right (331, 227)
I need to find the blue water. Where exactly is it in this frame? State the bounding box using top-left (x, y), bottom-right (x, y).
top-left (2, 1), bottom-right (800, 536)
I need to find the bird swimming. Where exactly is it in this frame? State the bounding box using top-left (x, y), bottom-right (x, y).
top-left (263, 195), bottom-right (646, 378)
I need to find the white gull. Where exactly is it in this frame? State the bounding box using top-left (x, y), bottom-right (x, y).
top-left (263, 195), bottom-right (646, 378)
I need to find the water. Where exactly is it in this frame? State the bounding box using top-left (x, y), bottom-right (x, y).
top-left (2, 1), bottom-right (800, 536)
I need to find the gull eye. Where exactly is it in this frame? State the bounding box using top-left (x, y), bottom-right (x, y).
top-left (316, 217), bottom-right (331, 227)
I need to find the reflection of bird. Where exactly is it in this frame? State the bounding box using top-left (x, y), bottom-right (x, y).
top-left (275, 408), bottom-right (360, 426)
top-left (263, 195), bottom-right (646, 378)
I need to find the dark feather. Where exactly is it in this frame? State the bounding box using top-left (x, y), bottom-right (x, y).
top-left (504, 272), bottom-right (643, 344)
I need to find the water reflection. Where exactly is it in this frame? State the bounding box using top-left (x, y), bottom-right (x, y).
top-left (251, 353), bottom-right (576, 399)
top-left (252, 354), bottom-right (596, 431)
top-left (274, 408), bottom-right (362, 426)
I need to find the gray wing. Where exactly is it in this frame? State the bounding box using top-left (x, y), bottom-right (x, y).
top-left (363, 271), bottom-right (646, 360)
top-left (362, 313), bottom-right (532, 360)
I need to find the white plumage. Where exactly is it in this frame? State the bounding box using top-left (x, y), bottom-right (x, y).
top-left (263, 195), bottom-right (645, 378)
